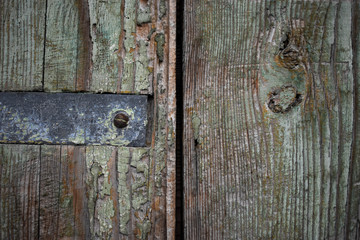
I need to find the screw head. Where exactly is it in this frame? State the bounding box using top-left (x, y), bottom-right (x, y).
top-left (113, 112), bottom-right (129, 128)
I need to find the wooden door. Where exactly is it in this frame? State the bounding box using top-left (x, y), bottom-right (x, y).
top-left (183, 0), bottom-right (360, 239)
top-left (0, 0), bottom-right (176, 239)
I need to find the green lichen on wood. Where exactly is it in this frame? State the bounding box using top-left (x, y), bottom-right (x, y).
top-left (336, 2), bottom-right (352, 62)
top-left (89, 0), bottom-right (121, 92)
top-left (137, 5), bottom-right (151, 25)
top-left (136, 220), bottom-right (151, 240)
top-left (131, 148), bottom-right (149, 210)
top-left (117, 147), bottom-right (131, 235)
top-left (154, 108), bottom-right (167, 189)
top-left (155, 33), bottom-right (165, 62)
top-left (191, 113), bottom-right (201, 143)
top-left (135, 40), bottom-right (151, 92)
top-left (85, 146), bottom-right (115, 238)
top-left (130, 148), bottom-right (151, 239)
top-left (44, 0), bottom-right (78, 92)
top-left (159, 0), bottom-right (167, 19)
top-left (121, 0), bottom-right (137, 92)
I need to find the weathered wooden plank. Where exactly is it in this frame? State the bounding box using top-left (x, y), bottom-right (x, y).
top-left (118, 147), bottom-right (132, 236)
top-left (0, 143), bottom-right (176, 239)
top-left (347, 2), bottom-right (360, 239)
top-left (0, 145), bottom-right (40, 239)
top-left (44, 0), bottom-right (91, 92)
top-left (184, 0), bottom-right (359, 239)
top-left (39, 145), bottom-right (90, 239)
top-left (88, 0), bottom-right (122, 93)
top-left (0, 0), bottom-right (176, 238)
top-left (85, 146), bottom-right (119, 239)
top-left (117, 147), bottom-right (152, 239)
top-left (130, 148), bottom-right (151, 239)
top-left (0, 0), bottom-right (45, 91)
top-left (39, 145), bottom-right (62, 238)
top-left (43, 0), bottom-right (162, 94)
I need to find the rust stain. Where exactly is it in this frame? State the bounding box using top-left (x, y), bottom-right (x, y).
top-left (74, 0), bottom-right (92, 91)
top-left (186, 107), bottom-right (194, 115)
top-left (120, 90), bottom-right (133, 94)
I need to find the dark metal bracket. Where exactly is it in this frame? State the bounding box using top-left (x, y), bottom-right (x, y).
top-left (0, 92), bottom-right (148, 146)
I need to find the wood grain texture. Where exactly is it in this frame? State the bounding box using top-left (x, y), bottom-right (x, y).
top-left (39, 145), bottom-right (90, 239)
top-left (1, 0), bottom-right (176, 238)
top-left (0, 0), bottom-right (45, 91)
top-left (44, 0), bottom-right (92, 92)
top-left (43, 0), bottom-right (168, 94)
top-left (183, 0), bottom-right (359, 239)
top-left (1, 0), bottom-right (171, 94)
top-left (0, 145), bottom-right (176, 239)
top-left (0, 145), bottom-right (40, 240)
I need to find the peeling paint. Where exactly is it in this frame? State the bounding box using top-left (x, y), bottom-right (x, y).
top-left (118, 147), bottom-right (131, 235)
top-left (137, 5), bottom-right (151, 25)
top-left (135, 40), bottom-right (151, 92)
top-left (85, 146), bottom-right (115, 238)
top-left (155, 33), bottom-right (165, 62)
top-left (159, 0), bottom-right (167, 19)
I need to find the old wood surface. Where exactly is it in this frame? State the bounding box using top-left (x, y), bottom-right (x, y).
top-left (184, 0), bottom-right (360, 239)
top-left (0, 0), bottom-right (45, 91)
top-left (0, 0), bottom-right (176, 239)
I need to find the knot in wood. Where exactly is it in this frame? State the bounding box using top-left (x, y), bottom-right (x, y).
top-left (276, 32), bottom-right (307, 70)
top-left (268, 86), bottom-right (302, 113)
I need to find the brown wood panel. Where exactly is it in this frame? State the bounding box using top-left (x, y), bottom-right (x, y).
top-left (0, 0), bottom-right (45, 91)
top-left (39, 146), bottom-right (89, 239)
top-left (183, 0), bottom-right (359, 239)
top-left (0, 145), bottom-right (40, 239)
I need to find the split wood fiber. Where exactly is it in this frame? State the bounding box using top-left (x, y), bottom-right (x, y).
top-left (0, 0), bottom-right (176, 239)
top-left (183, 0), bottom-right (360, 239)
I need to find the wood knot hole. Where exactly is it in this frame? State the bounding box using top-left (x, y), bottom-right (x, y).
top-left (268, 86), bottom-right (302, 113)
top-left (276, 31), bottom-right (307, 70)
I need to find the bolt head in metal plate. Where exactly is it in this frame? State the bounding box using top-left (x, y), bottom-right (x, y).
top-left (114, 112), bottom-right (130, 128)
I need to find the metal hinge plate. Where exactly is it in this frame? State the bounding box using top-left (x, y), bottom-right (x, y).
top-left (0, 92), bottom-right (148, 146)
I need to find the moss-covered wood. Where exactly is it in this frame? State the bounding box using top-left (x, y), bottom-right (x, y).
top-left (184, 0), bottom-right (359, 239)
top-left (0, 0), bottom-right (176, 239)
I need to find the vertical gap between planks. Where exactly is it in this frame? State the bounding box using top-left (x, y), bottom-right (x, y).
top-left (41, 0), bottom-right (48, 91)
top-left (37, 145), bottom-right (42, 240)
top-left (175, 0), bottom-right (184, 238)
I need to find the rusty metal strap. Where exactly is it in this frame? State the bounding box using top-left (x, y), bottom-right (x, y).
top-left (0, 92), bottom-right (148, 146)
